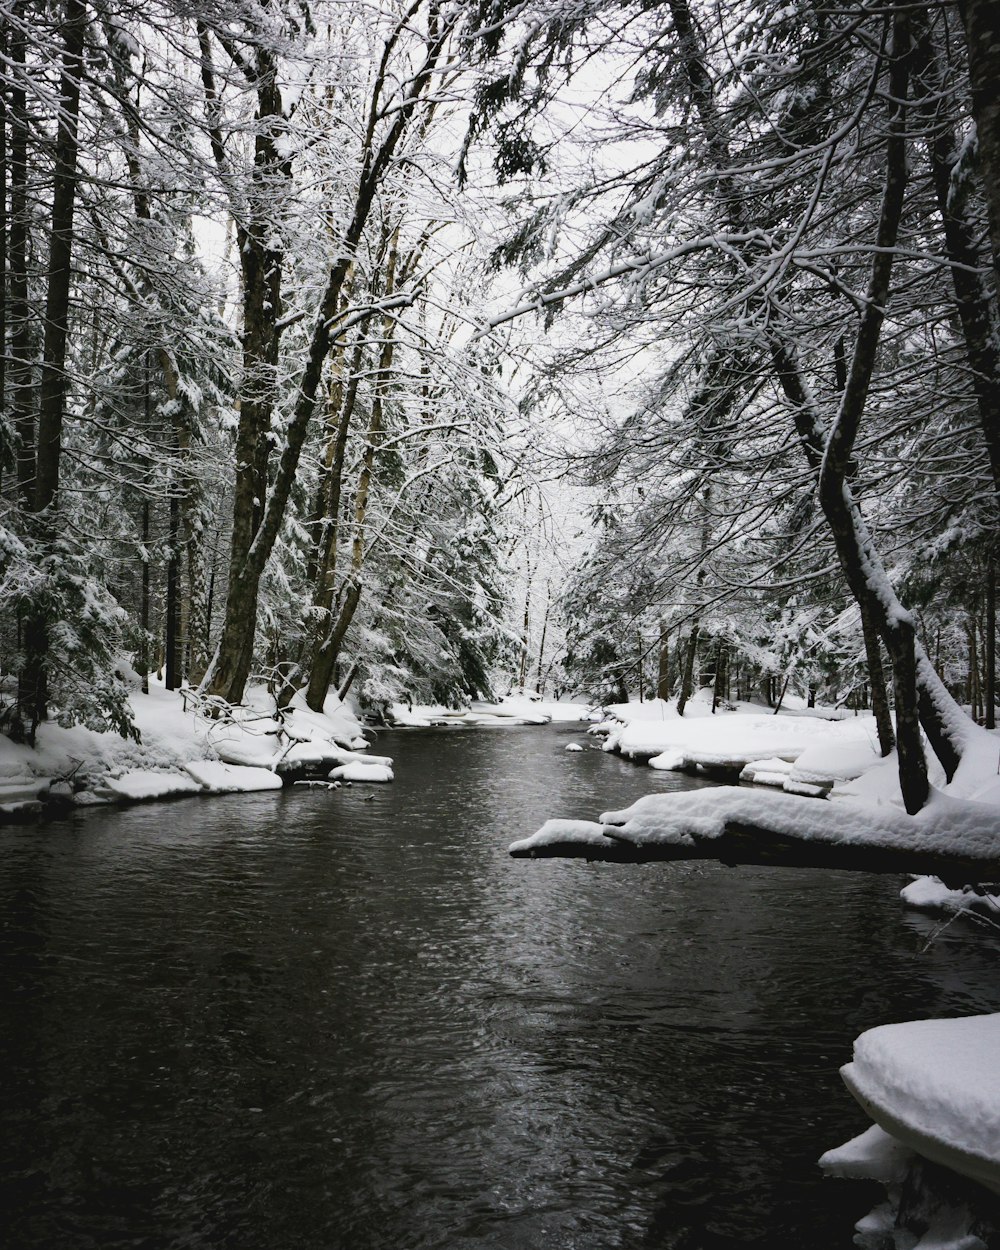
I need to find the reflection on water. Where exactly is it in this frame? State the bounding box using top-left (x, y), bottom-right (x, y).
top-left (2, 724), bottom-right (998, 1249)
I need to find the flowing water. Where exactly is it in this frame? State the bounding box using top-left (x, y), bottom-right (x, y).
top-left (2, 722), bottom-right (999, 1250)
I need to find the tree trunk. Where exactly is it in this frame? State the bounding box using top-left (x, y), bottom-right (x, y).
top-left (958, 0), bottom-right (1000, 302)
top-left (912, 17), bottom-right (1000, 511)
top-left (986, 559), bottom-right (997, 730)
top-left (967, 614), bottom-right (981, 723)
top-left (676, 623), bottom-right (699, 716)
top-left (656, 622), bottom-right (671, 700)
top-left (8, 1), bottom-right (33, 509)
top-left (860, 597), bottom-right (895, 756)
top-left (165, 493), bottom-right (180, 691)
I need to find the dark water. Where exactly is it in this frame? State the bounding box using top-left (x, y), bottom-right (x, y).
top-left (2, 723), bottom-right (999, 1250)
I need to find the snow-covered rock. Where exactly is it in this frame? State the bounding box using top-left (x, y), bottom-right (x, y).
top-left (102, 770), bottom-right (203, 802)
top-left (183, 761), bottom-right (284, 793)
top-left (565, 742), bottom-right (584, 752)
top-left (839, 1013), bottom-right (1000, 1194)
top-left (819, 1124), bottom-right (914, 1184)
top-left (328, 762), bottom-right (394, 783)
top-left (901, 875), bottom-right (1000, 918)
top-left (739, 756), bottom-right (794, 786)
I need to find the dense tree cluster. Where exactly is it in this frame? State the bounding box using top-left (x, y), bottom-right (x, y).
top-left (1, 0), bottom-right (998, 817)
top-left (0, 0), bottom-right (521, 739)
top-left (475, 0), bottom-right (999, 810)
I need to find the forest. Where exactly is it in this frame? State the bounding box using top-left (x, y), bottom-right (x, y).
top-left (1, 0), bottom-right (998, 818)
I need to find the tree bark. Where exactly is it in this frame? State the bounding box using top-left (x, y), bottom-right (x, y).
top-left (912, 15), bottom-right (1000, 511)
top-left (676, 623), bottom-right (699, 716)
top-left (656, 622), bottom-right (671, 700)
top-left (958, 0), bottom-right (1000, 301)
top-left (860, 596), bottom-right (895, 756)
top-left (986, 559), bottom-right (996, 730)
top-left (8, 2), bottom-right (34, 508)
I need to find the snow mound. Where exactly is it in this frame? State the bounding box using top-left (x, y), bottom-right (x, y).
top-left (900, 875), bottom-right (1000, 917)
top-left (789, 739), bottom-right (880, 786)
top-left (648, 749), bottom-right (688, 771)
top-left (328, 762), bottom-right (394, 783)
top-left (469, 698), bottom-right (550, 724)
top-left (102, 770), bottom-right (203, 801)
top-left (565, 743), bottom-right (584, 752)
top-left (819, 1124), bottom-right (913, 1184)
top-left (183, 762), bottom-right (283, 794)
top-left (841, 1013), bottom-right (1000, 1194)
top-left (740, 756), bottom-right (794, 786)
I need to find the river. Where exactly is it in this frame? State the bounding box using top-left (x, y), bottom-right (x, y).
top-left (2, 722), bottom-right (998, 1249)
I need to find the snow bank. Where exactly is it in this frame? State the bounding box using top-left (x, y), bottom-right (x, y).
top-left (901, 876), bottom-right (1000, 918)
top-left (597, 696), bottom-right (880, 779)
top-left (102, 771), bottom-right (203, 801)
top-left (183, 762), bottom-right (284, 794)
top-left (0, 677), bottom-right (368, 817)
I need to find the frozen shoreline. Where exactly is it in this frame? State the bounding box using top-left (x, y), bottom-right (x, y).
top-left (0, 678), bottom-right (379, 821)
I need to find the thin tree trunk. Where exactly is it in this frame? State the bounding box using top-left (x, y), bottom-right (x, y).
top-left (860, 596), bottom-right (895, 756)
top-left (676, 624), bottom-right (699, 717)
top-left (986, 560), bottom-right (997, 730)
top-left (140, 499), bottom-right (150, 695)
top-left (8, 1), bottom-right (33, 508)
top-left (165, 493), bottom-right (180, 691)
top-left (656, 622), bottom-right (671, 701)
top-left (534, 585), bottom-right (550, 695)
top-left (967, 615), bottom-right (981, 723)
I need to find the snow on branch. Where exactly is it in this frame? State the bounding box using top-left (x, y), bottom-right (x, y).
top-left (510, 789), bottom-right (1000, 886)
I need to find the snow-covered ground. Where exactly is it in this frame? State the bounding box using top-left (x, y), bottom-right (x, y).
top-left (0, 677), bottom-right (375, 817)
top-left (592, 690), bottom-right (885, 792)
top-left (388, 695), bottom-right (592, 727)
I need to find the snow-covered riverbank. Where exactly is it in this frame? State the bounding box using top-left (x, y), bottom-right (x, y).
top-left (0, 685), bottom-right (593, 822)
top-left (0, 677), bottom-right (379, 820)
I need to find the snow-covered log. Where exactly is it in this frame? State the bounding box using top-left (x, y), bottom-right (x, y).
top-left (509, 790), bottom-right (1000, 886)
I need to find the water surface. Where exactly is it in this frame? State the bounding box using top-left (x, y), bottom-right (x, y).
top-left (2, 723), bottom-right (998, 1249)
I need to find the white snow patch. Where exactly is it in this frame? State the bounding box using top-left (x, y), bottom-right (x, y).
top-left (183, 761), bottom-right (283, 794)
top-left (328, 762), bottom-right (394, 783)
top-left (102, 770), bottom-right (203, 801)
top-left (819, 1124), bottom-right (913, 1184)
top-left (842, 1013), bottom-right (1000, 1191)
